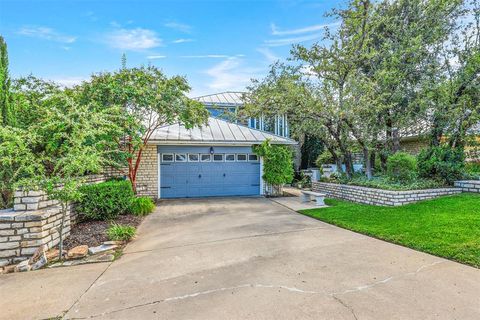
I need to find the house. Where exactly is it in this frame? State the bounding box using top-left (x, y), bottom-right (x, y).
top-left (132, 114), bottom-right (296, 200)
top-left (194, 92), bottom-right (290, 138)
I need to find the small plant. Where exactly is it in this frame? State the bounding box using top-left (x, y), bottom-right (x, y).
top-left (77, 180), bottom-right (134, 220)
top-left (106, 223), bottom-right (136, 241)
top-left (129, 197), bottom-right (155, 216)
top-left (386, 152), bottom-right (417, 183)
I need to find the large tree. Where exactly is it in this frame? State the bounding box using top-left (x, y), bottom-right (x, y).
top-left (79, 65), bottom-right (208, 192)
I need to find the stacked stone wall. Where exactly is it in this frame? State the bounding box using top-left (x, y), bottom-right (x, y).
top-left (312, 182), bottom-right (462, 206)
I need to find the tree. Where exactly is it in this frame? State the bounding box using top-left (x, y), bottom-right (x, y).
top-left (18, 91), bottom-right (122, 259)
top-left (79, 66), bottom-right (208, 193)
top-left (0, 35), bottom-right (11, 126)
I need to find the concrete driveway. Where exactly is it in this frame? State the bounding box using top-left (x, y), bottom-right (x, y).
top-left (1, 197), bottom-right (479, 319)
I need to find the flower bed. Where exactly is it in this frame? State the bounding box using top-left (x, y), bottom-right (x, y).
top-left (312, 181), bottom-right (462, 206)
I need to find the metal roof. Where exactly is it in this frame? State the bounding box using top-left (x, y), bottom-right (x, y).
top-left (194, 92), bottom-right (245, 106)
top-left (150, 117), bottom-right (297, 145)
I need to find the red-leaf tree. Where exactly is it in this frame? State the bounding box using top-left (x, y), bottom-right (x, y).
top-left (78, 65), bottom-right (209, 193)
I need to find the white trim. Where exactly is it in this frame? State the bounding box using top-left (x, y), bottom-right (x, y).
top-left (188, 153), bottom-right (199, 162)
top-left (236, 154), bottom-right (247, 162)
top-left (213, 154), bottom-right (224, 162)
top-left (260, 156), bottom-right (265, 195)
top-left (157, 153), bottom-right (161, 199)
top-left (161, 153), bottom-right (174, 162)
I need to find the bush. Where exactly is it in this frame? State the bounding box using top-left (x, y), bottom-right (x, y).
top-left (106, 223), bottom-right (136, 241)
top-left (417, 146), bottom-right (465, 185)
top-left (129, 197), bottom-right (155, 216)
top-left (77, 180), bottom-right (134, 220)
top-left (386, 152), bottom-right (417, 183)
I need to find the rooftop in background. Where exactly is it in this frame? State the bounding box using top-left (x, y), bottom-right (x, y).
top-left (150, 116), bottom-right (296, 145)
top-left (194, 92), bottom-right (245, 107)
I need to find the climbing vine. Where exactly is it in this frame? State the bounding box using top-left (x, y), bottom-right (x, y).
top-left (253, 140), bottom-right (294, 186)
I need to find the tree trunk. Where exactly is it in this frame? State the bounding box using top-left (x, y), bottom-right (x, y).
top-left (58, 201), bottom-right (67, 261)
top-left (343, 152), bottom-right (354, 178)
top-left (363, 148), bottom-right (372, 180)
top-left (369, 152), bottom-right (376, 175)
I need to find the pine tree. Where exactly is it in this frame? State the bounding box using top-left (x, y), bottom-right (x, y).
top-left (0, 36), bottom-right (10, 126)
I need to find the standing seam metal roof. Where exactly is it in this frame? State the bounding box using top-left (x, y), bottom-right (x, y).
top-left (150, 117), bottom-right (296, 145)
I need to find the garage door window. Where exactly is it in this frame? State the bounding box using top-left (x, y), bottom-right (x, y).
top-left (175, 153), bottom-right (187, 162)
top-left (248, 154), bottom-right (259, 162)
top-left (200, 154), bottom-right (211, 162)
top-left (237, 154), bottom-right (247, 162)
top-left (213, 154), bottom-right (224, 162)
top-left (162, 153), bottom-right (174, 162)
top-left (188, 154), bottom-right (199, 162)
top-left (225, 154), bottom-right (235, 162)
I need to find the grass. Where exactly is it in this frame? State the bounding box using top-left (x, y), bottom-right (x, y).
top-left (300, 193), bottom-right (480, 268)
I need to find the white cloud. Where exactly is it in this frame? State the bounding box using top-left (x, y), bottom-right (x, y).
top-left (147, 55), bottom-right (166, 59)
top-left (257, 47), bottom-right (280, 63)
top-left (205, 57), bottom-right (260, 91)
top-left (172, 38), bottom-right (194, 43)
top-left (49, 76), bottom-right (88, 87)
top-left (264, 33), bottom-right (323, 47)
top-left (105, 28), bottom-right (162, 50)
top-left (270, 22), bottom-right (339, 36)
top-left (181, 54), bottom-right (230, 58)
top-left (164, 22), bottom-right (192, 33)
top-left (17, 26), bottom-right (76, 43)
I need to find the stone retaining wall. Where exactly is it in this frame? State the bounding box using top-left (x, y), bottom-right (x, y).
top-left (454, 180), bottom-right (480, 193)
top-left (0, 174), bottom-right (105, 267)
top-left (312, 182), bottom-right (462, 206)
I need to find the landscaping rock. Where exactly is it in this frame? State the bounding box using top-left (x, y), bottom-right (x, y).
top-left (45, 249), bottom-right (61, 261)
top-left (103, 240), bottom-right (124, 246)
top-left (29, 245), bottom-right (47, 264)
top-left (3, 265), bottom-right (16, 274)
top-left (67, 245), bottom-right (89, 259)
top-left (86, 252), bottom-right (115, 263)
top-left (15, 260), bottom-right (31, 272)
top-left (31, 255), bottom-right (47, 270)
top-left (88, 244), bottom-right (118, 255)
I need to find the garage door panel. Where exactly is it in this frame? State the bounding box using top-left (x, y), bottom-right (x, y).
top-left (159, 147), bottom-right (260, 198)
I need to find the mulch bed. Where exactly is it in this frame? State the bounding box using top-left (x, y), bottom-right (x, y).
top-left (63, 215), bottom-right (144, 250)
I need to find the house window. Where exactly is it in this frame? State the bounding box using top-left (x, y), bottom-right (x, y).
top-left (248, 154), bottom-right (259, 162)
top-left (237, 154), bottom-right (247, 162)
top-left (200, 154), bottom-right (211, 162)
top-left (162, 153), bottom-right (174, 162)
top-left (213, 154), bottom-right (224, 162)
top-left (188, 154), bottom-right (199, 162)
top-left (225, 154), bottom-right (235, 162)
top-left (175, 153), bottom-right (187, 162)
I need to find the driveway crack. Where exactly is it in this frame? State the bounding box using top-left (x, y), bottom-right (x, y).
top-left (332, 295), bottom-right (359, 320)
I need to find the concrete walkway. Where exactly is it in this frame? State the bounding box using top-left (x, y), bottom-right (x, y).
top-left (1, 197), bottom-right (479, 319)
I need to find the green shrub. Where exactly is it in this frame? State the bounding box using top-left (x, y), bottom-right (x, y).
top-left (386, 152), bottom-right (417, 183)
top-left (417, 146), bottom-right (465, 185)
top-left (129, 197), bottom-right (155, 216)
top-left (77, 180), bottom-right (134, 220)
top-left (106, 223), bottom-right (136, 241)
top-left (465, 162), bottom-right (480, 176)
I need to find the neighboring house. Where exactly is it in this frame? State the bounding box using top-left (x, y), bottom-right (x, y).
top-left (194, 92), bottom-right (290, 138)
top-left (133, 116), bottom-right (296, 199)
top-left (399, 121), bottom-right (480, 161)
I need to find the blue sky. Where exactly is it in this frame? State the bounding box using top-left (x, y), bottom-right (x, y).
top-left (0, 0), bottom-right (343, 97)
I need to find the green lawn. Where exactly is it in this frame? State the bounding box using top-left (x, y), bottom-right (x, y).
top-left (300, 193), bottom-right (480, 268)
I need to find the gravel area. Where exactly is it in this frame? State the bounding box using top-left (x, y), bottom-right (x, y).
top-left (63, 215), bottom-right (143, 250)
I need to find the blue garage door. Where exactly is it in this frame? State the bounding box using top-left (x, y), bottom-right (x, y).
top-left (159, 146), bottom-right (261, 198)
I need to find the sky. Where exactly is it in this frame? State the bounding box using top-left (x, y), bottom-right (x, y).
top-left (0, 0), bottom-right (344, 97)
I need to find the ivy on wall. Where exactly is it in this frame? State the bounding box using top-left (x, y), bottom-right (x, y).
top-left (253, 140), bottom-right (294, 186)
